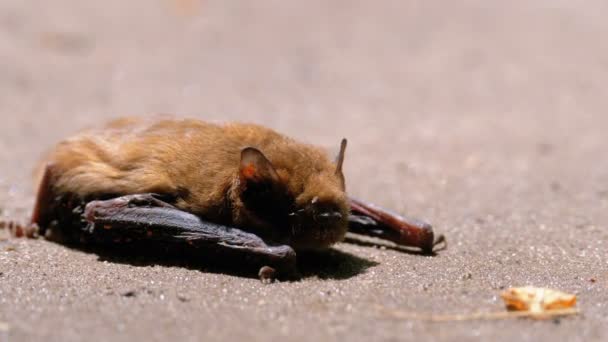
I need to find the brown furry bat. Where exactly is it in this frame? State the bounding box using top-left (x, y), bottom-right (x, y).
top-left (31, 117), bottom-right (443, 280)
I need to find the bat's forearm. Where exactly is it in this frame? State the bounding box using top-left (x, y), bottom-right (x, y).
top-left (348, 198), bottom-right (445, 253)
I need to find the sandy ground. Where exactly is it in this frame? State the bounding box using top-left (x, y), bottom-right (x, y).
top-left (1, 0), bottom-right (607, 341)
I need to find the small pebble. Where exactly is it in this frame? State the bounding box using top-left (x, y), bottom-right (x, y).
top-left (121, 290), bottom-right (136, 297)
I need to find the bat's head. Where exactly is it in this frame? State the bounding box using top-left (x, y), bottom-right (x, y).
top-left (236, 139), bottom-right (349, 250)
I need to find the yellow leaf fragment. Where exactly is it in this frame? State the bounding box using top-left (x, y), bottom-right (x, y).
top-left (376, 287), bottom-right (579, 322)
top-left (501, 286), bottom-right (577, 316)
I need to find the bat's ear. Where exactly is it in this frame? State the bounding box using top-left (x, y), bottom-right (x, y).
top-left (335, 138), bottom-right (347, 190)
top-left (239, 147), bottom-right (280, 185)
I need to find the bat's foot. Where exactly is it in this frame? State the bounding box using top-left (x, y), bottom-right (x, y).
top-left (0, 220), bottom-right (39, 238)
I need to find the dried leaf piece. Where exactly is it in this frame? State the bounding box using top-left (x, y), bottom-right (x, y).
top-left (377, 287), bottom-right (579, 322)
top-left (501, 287), bottom-right (577, 315)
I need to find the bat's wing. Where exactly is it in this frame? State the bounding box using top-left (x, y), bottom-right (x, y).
top-left (348, 198), bottom-right (445, 253)
top-left (30, 165), bottom-right (296, 278)
top-left (83, 194), bottom-right (296, 273)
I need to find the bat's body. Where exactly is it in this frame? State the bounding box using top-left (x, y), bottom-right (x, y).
top-left (32, 117), bottom-right (442, 279)
top-left (38, 118), bottom-right (348, 250)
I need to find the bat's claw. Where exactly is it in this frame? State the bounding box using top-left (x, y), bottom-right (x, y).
top-left (258, 266), bottom-right (276, 284)
top-left (432, 234), bottom-right (447, 251)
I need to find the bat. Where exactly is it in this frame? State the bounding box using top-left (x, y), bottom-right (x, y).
top-left (29, 117), bottom-right (445, 281)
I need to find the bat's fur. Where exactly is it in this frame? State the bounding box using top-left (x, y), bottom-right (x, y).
top-left (39, 117), bottom-right (349, 250)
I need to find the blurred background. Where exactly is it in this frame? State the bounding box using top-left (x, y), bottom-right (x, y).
top-left (0, 1), bottom-right (607, 341)
top-left (1, 0), bottom-right (606, 213)
top-left (2, 0), bottom-right (607, 222)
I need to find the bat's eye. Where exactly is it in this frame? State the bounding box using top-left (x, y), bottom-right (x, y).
top-left (317, 211), bottom-right (343, 220)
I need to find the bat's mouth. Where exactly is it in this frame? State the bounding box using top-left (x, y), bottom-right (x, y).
top-left (286, 209), bottom-right (348, 250)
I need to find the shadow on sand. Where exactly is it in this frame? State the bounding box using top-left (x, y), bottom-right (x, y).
top-left (343, 234), bottom-right (445, 256)
top-left (66, 240), bottom-right (379, 281)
